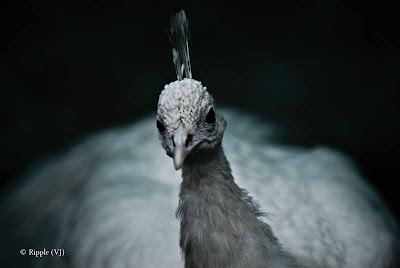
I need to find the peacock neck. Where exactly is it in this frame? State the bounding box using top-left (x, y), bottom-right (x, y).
top-left (180, 144), bottom-right (234, 191)
top-left (176, 144), bottom-right (298, 268)
top-left (178, 144), bottom-right (247, 213)
top-left (177, 144), bottom-right (262, 267)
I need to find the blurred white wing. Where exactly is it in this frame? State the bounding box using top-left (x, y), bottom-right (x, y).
top-left (0, 109), bottom-right (397, 268)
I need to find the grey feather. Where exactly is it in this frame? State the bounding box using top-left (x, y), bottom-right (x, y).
top-left (177, 146), bottom-right (300, 268)
top-left (169, 10), bottom-right (192, 80)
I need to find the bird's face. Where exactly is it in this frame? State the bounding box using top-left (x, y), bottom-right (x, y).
top-left (157, 78), bottom-right (226, 170)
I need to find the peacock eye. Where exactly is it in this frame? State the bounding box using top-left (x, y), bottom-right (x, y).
top-left (205, 108), bottom-right (216, 124)
top-left (157, 120), bottom-right (166, 133)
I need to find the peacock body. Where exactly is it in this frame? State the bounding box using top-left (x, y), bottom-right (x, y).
top-left (1, 10), bottom-right (398, 268)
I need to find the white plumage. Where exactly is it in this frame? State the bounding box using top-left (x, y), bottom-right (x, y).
top-left (0, 109), bottom-right (397, 267)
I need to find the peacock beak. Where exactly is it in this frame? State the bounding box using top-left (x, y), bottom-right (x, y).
top-left (172, 127), bottom-right (196, 170)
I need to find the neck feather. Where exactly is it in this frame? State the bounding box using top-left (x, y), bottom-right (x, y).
top-left (180, 145), bottom-right (234, 192)
top-left (176, 144), bottom-right (298, 268)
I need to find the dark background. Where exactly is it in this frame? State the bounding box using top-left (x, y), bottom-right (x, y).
top-left (1, 1), bottom-right (399, 217)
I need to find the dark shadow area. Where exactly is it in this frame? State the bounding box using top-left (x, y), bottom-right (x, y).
top-left (1, 0), bottom-right (399, 218)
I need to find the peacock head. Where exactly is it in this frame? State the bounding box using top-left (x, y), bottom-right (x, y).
top-left (157, 78), bottom-right (226, 170)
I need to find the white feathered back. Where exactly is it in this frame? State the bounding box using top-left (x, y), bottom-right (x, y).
top-left (0, 109), bottom-right (397, 267)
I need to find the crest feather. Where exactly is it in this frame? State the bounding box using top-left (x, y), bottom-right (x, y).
top-left (169, 10), bottom-right (192, 80)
